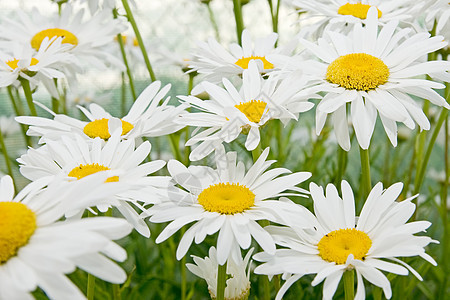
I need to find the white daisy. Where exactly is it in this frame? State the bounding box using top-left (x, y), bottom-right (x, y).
top-left (0, 37), bottom-right (74, 98)
top-left (0, 174), bottom-right (132, 300)
top-left (146, 146), bottom-right (312, 265)
top-left (18, 128), bottom-right (170, 237)
top-left (186, 247), bottom-right (253, 300)
top-left (16, 81), bottom-right (187, 143)
top-left (177, 60), bottom-right (316, 160)
top-left (254, 180), bottom-right (438, 300)
top-left (420, 0), bottom-right (450, 35)
top-left (0, 4), bottom-right (125, 71)
top-left (295, 7), bottom-right (450, 150)
top-left (189, 29), bottom-right (297, 83)
top-left (292, 0), bottom-right (419, 37)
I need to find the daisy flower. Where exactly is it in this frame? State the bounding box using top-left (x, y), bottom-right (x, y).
top-left (146, 146), bottom-right (312, 265)
top-left (421, 0), bottom-right (450, 35)
top-left (296, 7), bottom-right (450, 150)
top-left (189, 29), bottom-right (296, 83)
top-left (0, 4), bottom-right (125, 70)
top-left (254, 180), bottom-right (438, 300)
top-left (0, 37), bottom-right (74, 98)
top-left (178, 60), bottom-right (316, 160)
top-left (292, 0), bottom-right (418, 36)
top-left (16, 81), bottom-right (187, 143)
top-left (187, 247), bottom-right (254, 300)
top-left (0, 174), bottom-right (132, 299)
top-left (18, 128), bottom-right (170, 237)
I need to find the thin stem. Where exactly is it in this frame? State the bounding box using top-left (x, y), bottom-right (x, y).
top-left (180, 226), bottom-right (187, 300)
top-left (335, 146), bottom-right (348, 186)
top-left (21, 79), bottom-right (37, 116)
top-left (87, 274), bottom-right (95, 300)
top-left (121, 0), bottom-right (156, 81)
top-left (216, 262), bottom-right (227, 300)
top-left (439, 113), bottom-right (449, 300)
top-left (206, 2), bottom-right (221, 42)
top-left (232, 0), bottom-right (244, 45)
top-left (112, 284), bottom-right (121, 300)
top-left (7, 86), bottom-right (31, 147)
top-left (414, 108), bottom-right (448, 195)
top-left (343, 270), bottom-right (355, 300)
top-left (168, 134), bottom-right (183, 162)
top-left (0, 128), bottom-right (17, 191)
top-left (267, 0), bottom-right (281, 33)
top-left (113, 9), bottom-right (137, 100)
top-left (359, 147), bottom-right (372, 199)
top-left (121, 72), bottom-right (126, 116)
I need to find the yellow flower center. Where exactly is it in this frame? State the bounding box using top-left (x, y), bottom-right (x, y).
top-left (318, 228), bottom-right (372, 265)
top-left (235, 56), bottom-right (274, 70)
top-left (68, 163), bottom-right (119, 182)
top-left (31, 28), bottom-right (78, 50)
top-left (337, 3), bottom-right (382, 19)
top-left (6, 58), bottom-right (39, 70)
top-left (0, 202), bottom-right (37, 264)
top-left (326, 53), bottom-right (389, 91)
top-left (83, 118), bottom-right (134, 140)
top-left (235, 100), bottom-right (268, 123)
top-left (197, 183), bottom-right (255, 215)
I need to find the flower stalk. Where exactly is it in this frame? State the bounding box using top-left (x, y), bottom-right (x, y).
top-left (216, 262), bottom-right (227, 300)
top-left (343, 270), bottom-right (355, 300)
top-left (121, 0), bottom-right (157, 81)
top-left (232, 0), bottom-right (245, 45)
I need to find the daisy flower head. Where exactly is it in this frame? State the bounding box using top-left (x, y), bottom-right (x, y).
top-left (0, 37), bottom-right (74, 98)
top-left (0, 174), bottom-right (133, 299)
top-left (298, 7), bottom-right (450, 150)
top-left (18, 129), bottom-right (170, 237)
top-left (0, 4), bottom-right (126, 71)
top-left (16, 81), bottom-right (188, 144)
top-left (254, 180), bottom-right (438, 300)
top-left (187, 247), bottom-right (254, 300)
top-left (189, 29), bottom-right (296, 83)
top-left (292, 0), bottom-right (418, 37)
top-left (178, 60), bottom-right (316, 161)
top-left (146, 145), bottom-right (312, 265)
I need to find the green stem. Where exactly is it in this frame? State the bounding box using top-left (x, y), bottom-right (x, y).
top-left (0, 128), bottom-right (17, 191)
top-left (343, 270), bottom-right (355, 300)
top-left (232, 0), bottom-right (244, 45)
top-left (121, 0), bottom-right (156, 81)
top-left (121, 72), bottom-right (126, 116)
top-left (359, 147), bottom-right (371, 199)
top-left (413, 108), bottom-right (448, 218)
top-left (439, 114), bottom-right (449, 300)
top-left (267, 0), bottom-right (281, 33)
top-left (113, 9), bottom-right (137, 100)
top-left (87, 274), bottom-right (95, 300)
top-left (180, 226), bottom-right (187, 300)
top-left (21, 79), bottom-right (37, 116)
top-left (7, 87), bottom-right (31, 147)
top-left (206, 2), bottom-right (221, 42)
top-left (112, 284), bottom-right (121, 300)
top-left (335, 146), bottom-right (348, 186)
top-left (168, 134), bottom-right (183, 162)
top-left (216, 262), bottom-right (227, 300)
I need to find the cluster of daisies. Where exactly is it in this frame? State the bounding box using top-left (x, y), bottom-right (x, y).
top-left (0, 0), bottom-right (449, 299)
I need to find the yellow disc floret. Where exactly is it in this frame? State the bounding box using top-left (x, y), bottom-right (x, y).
top-left (83, 118), bottom-right (134, 140)
top-left (197, 183), bottom-right (255, 214)
top-left (235, 100), bottom-right (268, 123)
top-left (338, 3), bottom-right (382, 19)
top-left (326, 53), bottom-right (389, 91)
top-left (6, 58), bottom-right (39, 70)
top-left (31, 28), bottom-right (78, 50)
top-left (68, 163), bottom-right (119, 182)
top-left (0, 202), bottom-right (37, 264)
top-left (235, 56), bottom-right (274, 70)
top-left (318, 228), bottom-right (372, 265)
